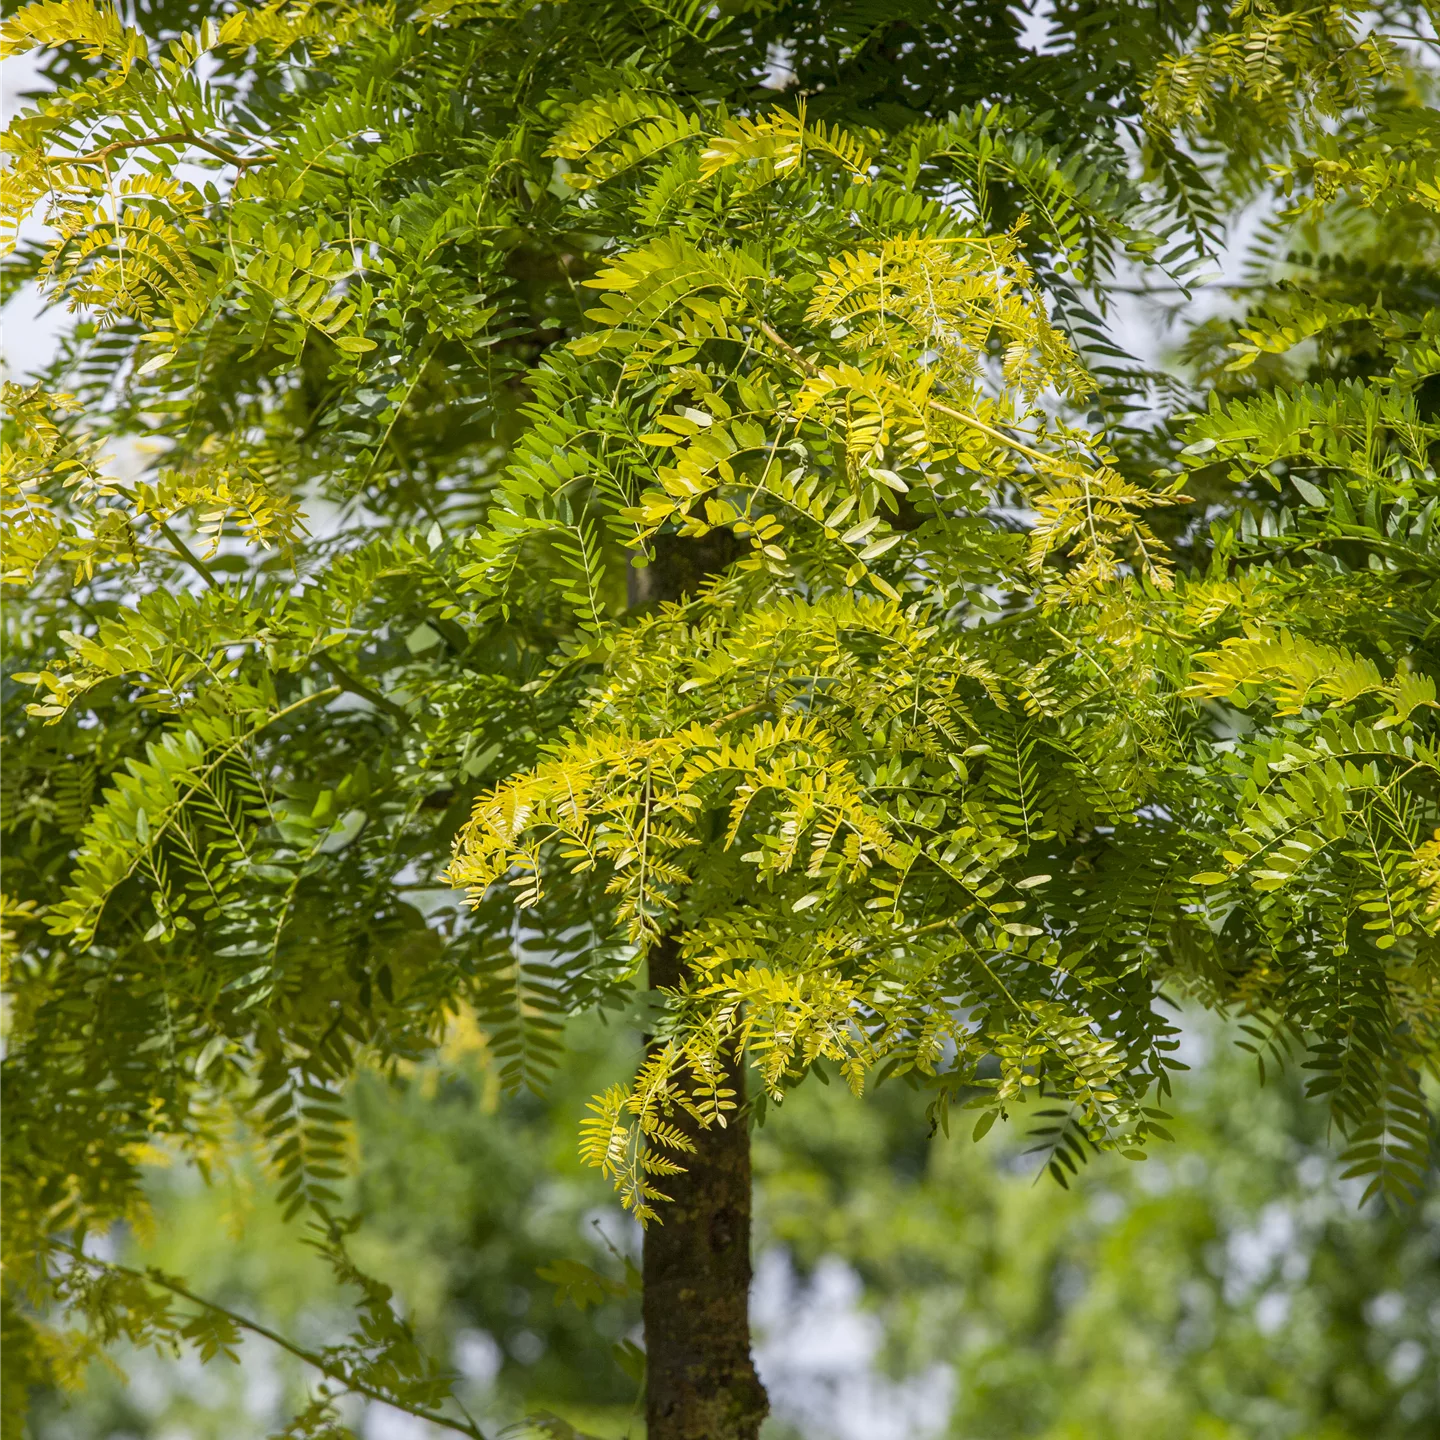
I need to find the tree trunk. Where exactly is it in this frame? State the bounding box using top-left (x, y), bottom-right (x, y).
top-left (631, 530), bottom-right (765, 1438)
top-left (627, 529), bottom-right (744, 612)
top-left (643, 931), bottom-right (768, 1440)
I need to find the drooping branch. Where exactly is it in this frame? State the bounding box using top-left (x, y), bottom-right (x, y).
top-left (64, 1249), bottom-right (491, 1440)
top-left (50, 131), bottom-right (277, 170)
top-left (47, 130), bottom-right (344, 179)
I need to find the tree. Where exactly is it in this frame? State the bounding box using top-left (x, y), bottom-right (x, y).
top-left (2, 2), bottom-right (1437, 1437)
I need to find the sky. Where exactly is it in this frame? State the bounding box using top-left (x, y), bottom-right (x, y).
top-left (2, 49), bottom-right (71, 380)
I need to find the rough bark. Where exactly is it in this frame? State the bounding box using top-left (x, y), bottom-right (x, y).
top-left (643, 931), bottom-right (768, 1440)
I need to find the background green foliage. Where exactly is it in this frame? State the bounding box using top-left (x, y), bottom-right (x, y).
top-left (21, 1013), bottom-right (1440, 1439)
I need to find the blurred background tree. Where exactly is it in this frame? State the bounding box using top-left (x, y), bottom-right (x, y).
top-left (25, 1007), bottom-right (1439, 1440)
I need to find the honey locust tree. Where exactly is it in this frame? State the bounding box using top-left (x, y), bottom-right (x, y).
top-left (3, 3), bottom-right (1439, 1438)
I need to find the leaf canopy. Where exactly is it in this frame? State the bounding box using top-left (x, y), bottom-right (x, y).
top-left (3, 0), bottom-right (1439, 1429)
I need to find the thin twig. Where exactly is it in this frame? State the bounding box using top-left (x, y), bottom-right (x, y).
top-left (715, 698), bottom-right (774, 725)
top-left (159, 529), bottom-right (403, 722)
top-left (754, 317), bottom-right (819, 375)
top-left (925, 397), bottom-right (1057, 468)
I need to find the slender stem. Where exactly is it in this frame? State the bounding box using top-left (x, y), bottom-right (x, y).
top-left (319, 656), bottom-right (412, 723)
top-left (752, 317), bottom-right (1092, 473)
top-left (753, 318), bottom-right (818, 374)
top-left (159, 522), bottom-right (219, 587)
top-left (1105, 282), bottom-right (1270, 295)
top-left (55, 131), bottom-right (274, 170)
top-left (715, 698), bottom-right (773, 725)
top-left (924, 398), bottom-right (1058, 468)
top-left (90, 683), bottom-right (341, 938)
top-left (65, 1249), bottom-right (489, 1439)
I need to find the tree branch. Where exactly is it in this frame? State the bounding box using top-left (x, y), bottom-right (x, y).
top-left (66, 1249), bottom-right (490, 1439)
top-left (54, 131), bottom-right (274, 170)
top-left (50, 129), bottom-right (346, 179)
top-left (148, 525), bottom-right (408, 724)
